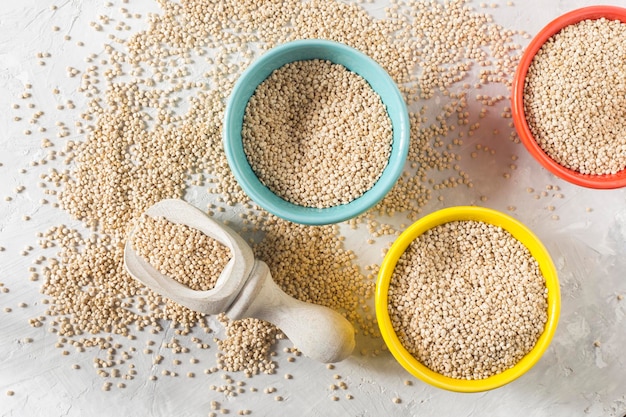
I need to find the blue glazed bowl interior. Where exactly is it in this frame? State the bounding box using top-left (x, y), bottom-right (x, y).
top-left (223, 39), bottom-right (409, 225)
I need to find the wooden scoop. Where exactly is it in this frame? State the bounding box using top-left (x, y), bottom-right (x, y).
top-left (123, 199), bottom-right (355, 363)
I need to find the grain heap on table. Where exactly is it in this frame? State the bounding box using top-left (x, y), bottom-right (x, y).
top-left (1, 0), bottom-right (533, 404)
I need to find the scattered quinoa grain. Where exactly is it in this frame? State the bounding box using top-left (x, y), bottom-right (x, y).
top-left (14, 0), bottom-right (541, 410)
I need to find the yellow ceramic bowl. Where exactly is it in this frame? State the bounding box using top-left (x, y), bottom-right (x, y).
top-left (375, 206), bottom-right (560, 392)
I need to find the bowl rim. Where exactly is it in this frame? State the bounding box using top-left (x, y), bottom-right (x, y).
top-left (223, 39), bottom-right (410, 225)
top-left (511, 6), bottom-right (626, 189)
top-left (375, 206), bottom-right (561, 393)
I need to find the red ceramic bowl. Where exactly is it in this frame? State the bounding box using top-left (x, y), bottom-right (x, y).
top-left (511, 6), bottom-right (626, 189)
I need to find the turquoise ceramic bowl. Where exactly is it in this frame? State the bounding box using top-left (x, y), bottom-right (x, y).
top-left (223, 39), bottom-right (409, 225)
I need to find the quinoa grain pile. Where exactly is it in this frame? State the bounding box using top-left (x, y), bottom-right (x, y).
top-left (4, 0), bottom-right (534, 403)
top-left (524, 18), bottom-right (626, 175)
top-left (242, 59), bottom-right (393, 208)
top-left (216, 315), bottom-right (282, 375)
top-left (39, 225), bottom-right (206, 336)
top-left (388, 221), bottom-right (548, 380)
top-left (130, 215), bottom-right (232, 291)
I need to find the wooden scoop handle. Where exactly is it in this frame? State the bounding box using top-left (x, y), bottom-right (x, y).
top-left (230, 261), bottom-right (355, 363)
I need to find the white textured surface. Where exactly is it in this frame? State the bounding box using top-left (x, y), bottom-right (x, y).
top-left (1, 0), bottom-right (626, 416)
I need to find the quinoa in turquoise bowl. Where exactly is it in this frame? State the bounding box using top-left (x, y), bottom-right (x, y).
top-left (223, 39), bottom-right (410, 225)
